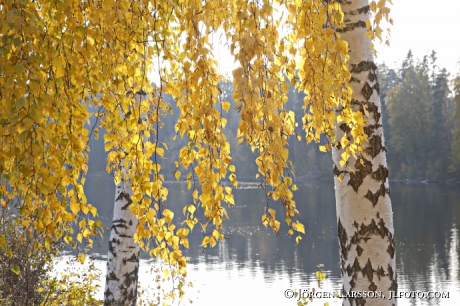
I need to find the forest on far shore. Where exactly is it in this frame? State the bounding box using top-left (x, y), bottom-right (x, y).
top-left (379, 51), bottom-right (460, 182)
top-left (86, 50), bottom-right (460, 183)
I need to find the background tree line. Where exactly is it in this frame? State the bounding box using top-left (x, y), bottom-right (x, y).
top-left (380, 50), bottom-right (460, 181)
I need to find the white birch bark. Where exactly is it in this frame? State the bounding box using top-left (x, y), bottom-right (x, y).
top-left (104, 177), bottom-right (139, 306)
top-left (104, 92), bottom-right (147, 305)
top-left (333, 1), bottom-right (397, 305)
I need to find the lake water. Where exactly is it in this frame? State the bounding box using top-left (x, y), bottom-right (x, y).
top-left (55, 180), bottom-right (460, 305)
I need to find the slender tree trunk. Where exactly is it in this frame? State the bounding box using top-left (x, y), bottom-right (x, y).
top-left (333, 1), bottom-right (397, 305)
top-left (104, 178), bottom-right (139, 306)
top-left (104, 92), bottom-right (147, 305)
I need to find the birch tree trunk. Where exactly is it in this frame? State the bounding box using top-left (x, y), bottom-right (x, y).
top-left (333, 1), bottom-right (397, 305)
top-left (104, 92), bottom-right (147, 305)
top-left (104, 178), bottom-right (139, 305)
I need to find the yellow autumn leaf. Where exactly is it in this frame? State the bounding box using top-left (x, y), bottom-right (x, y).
top-left (316, 271), bottom-right (326, 282)
top-left (188, 205), bottom-right (196, 214)
top-left (201, 236), bottom-right (209, 247)
top-left (222, 101), bottom-right (231, 112)
top-left (293, 222), bottom-right (305, 234)
top-left (77, 254), bottom-right (85, 264)
top-left (175, 170), bottom-right (181, 181)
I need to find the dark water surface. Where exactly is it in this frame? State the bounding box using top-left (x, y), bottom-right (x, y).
top-left (74, 177), bottom-right (460, 305)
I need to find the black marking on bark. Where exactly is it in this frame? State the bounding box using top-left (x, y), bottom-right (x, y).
top-left (356, 244), bottom-right (364, 256)
top-left (350, 76), bottom-right (361, 83)
top-left (122, 253), bottom-right (139, 265)
top-left (368, 71), bottom-right (376, 82)
top-left (364, 123), bottom-right (382, 137)
top-left (356, 157), bottom-right (373, 175)
top-left (119, 233), bottom-right (133, 238)
top-left (116, 191), bottom-right (130, 202)
top-left (352, 219), bottom-right (392, 246)
top-left (336, 0), bottom-right (352, 5)
top-left (111, 219), bottom-right (129, 235)
top-left (378, 218), bottom-right (387, 238)
top-left (364, 183), bottom-right (389, 206)
top-left (349, 257), bottom-right (361, 279)
top-left (361, 82), bottom-right (373, 101)
top-left (350, 277), bottom-right (356, 288)
top-left (376, 266), bottom-right (385, 280)
top-left (116, 191), bottom-right (133, 210)
top-left (113, 218), bottom-right (128, 225)
top-left (341, 259), bottom-right (346, 275)
top-left (106, 271), bottom-right (120, 281)
top-left (108, 238), bottom-right (121, 257)
top-left (345, 5), bottom-right (370, 15)
top-left (108, 240), bottom-right (115, 256)
top-left (353, 258), bottom-right (361, 280)
top-left (388, 264), bottom-right (394, 280)
top-left (336, 20), bottom-right (367, 33)
top-left (333, 164), bottom-right (348, 178)
top-left (354, 221), bottom-right (359, 229)
top-left (348, 158), bottom-right (373, 192)
top-left (389, 278), bottom-right (398, 292)
top-left (364, 189), bottom-right (380, 206)
top-left (372, 165), bottom-right (389, 183)
top-left (373, 82), bottom-right (380, 95)
top-left (387, 240), bottom-right (395, 259)
top-left (104, 288), bottom-right (113, 302)
top-left (350, 61), bottom-right (378, 74)
top-left (351, 98), bottom-right (363, 108)
top-left (364, 101), bottom-right (381, 124)
top-left (112, 237), bottom-right (121, 245)
top-left (368, 281), bottom-right (377, 291)
top-left (362, 259), bottom-right (374, 282)
top-left (339, 122), bottom-right (352, 134)
top-left (338, 219), bottom-right (349, 261)
top-left (365, 135), bottom-right (385, 158)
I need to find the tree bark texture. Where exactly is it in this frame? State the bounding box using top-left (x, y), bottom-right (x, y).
top-left (333, 0), bottom-right (397, 305)
top-left (104, 178), bottom-right (139, 306)
top-left (104, 92), bottom-right (148, 305)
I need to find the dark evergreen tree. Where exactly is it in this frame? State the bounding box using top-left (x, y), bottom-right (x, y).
top-left (385, 50), bottom-right (454, 180)
top-left (450, 74), bottom-right (460, 175)
top-left (428, 63), bottom-right (451, 179)
top-left (387, 56), bottom-right (432, 178)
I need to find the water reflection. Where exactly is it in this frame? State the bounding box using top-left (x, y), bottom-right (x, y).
top-left (70, 177), bottom-right (460, 305)
top-left (392, 183), bottom-right (460, 306)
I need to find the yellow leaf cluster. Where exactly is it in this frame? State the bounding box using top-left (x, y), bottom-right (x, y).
top-left (367, 0), bottom-right (393, 52)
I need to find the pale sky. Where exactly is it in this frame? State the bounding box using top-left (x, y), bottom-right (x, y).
top-left (215, 0), bottom-right (460, 78)
top-left (375, 0), bottom-right (460, 75)
top-left (150, 1), bottom-right (460, 82)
